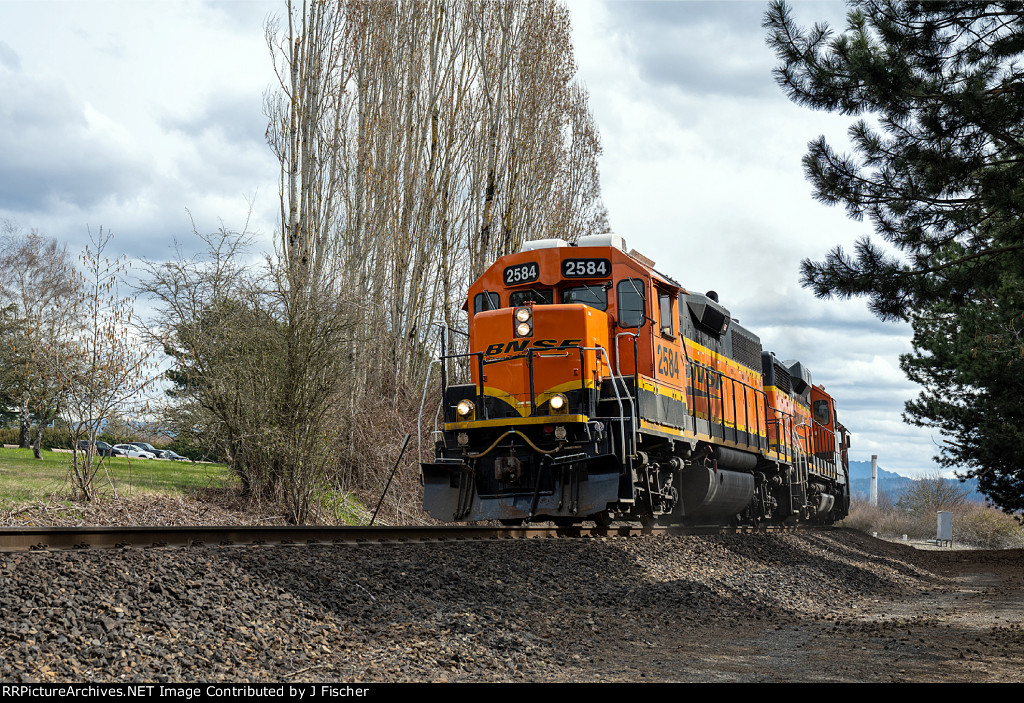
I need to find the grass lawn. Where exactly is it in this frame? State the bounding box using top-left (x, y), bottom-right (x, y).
top-left (0, 446), bottom-right (237, 509)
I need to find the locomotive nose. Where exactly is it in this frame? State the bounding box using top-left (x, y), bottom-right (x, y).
top-left (470, 303), bottom-right (611, 417)
top-left (425, 303), bottom-right (621, 523)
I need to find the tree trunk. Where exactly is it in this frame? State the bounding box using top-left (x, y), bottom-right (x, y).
top-left (31, 423), bottom-right (43, 460)
top-left (19, 410), bottom-right (30, 449)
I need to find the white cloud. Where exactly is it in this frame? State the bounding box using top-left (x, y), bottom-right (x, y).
top-left (0, 0), bottom-right (280, 257)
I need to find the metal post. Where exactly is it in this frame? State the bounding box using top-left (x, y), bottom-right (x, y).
top-left (870, 454), bottom-right (878, 507)
top-left (371, 434), bottom-right (411, 526)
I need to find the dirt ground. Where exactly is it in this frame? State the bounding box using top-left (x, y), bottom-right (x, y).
top-left (580, 538), bottom-right (1024, 683)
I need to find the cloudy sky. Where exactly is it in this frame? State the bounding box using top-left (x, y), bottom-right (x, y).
top-left (0, 0), bottom-right (942, 476)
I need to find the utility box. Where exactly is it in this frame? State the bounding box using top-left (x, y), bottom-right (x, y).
top-left (937, 511), bottom-right (953, 547)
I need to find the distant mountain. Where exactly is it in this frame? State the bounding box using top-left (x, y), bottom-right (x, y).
top-left (848, 460), bottom-right (907, 483)
top-left (846, 460), bottom-right (985, 503)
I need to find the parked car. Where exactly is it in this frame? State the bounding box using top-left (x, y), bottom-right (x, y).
top-left (160, 450), bottom-right (191, 462)
top-left (112, 444), bottom-right (156, 459)
top-left (76, 440), bottom-right (115, 456)
top-left (129, 442), bottom-right (164, 457)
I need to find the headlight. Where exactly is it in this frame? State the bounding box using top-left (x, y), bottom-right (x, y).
top-left (456, 399), bottom-right (475, 418)
top-left (549, 393), bottom-right (567, 411)
top-left (513, 307), bottom-right (533, 337)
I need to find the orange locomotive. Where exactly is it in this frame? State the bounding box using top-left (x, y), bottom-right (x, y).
top-left (421, 235), bottom-right (851, 525)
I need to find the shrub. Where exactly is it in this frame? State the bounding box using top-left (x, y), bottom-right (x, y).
top-left (841, 495), bottom-right (1024, 548)
top-left (842, 499), bottom-right (888, 534)
top-left (0, 426), bottom-right (76, 450)
top-left (0, 426), bottom-right (142, 450)
top-left (895, 473), bottom-right (971, 516)
top-left (0, 428), bottom-right (17, 446)
top-left (163, 438), bottom-right (222, 463)
top-left (954, 503), bottom-right (1024, 549)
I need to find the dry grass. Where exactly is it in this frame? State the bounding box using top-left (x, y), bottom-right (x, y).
top-left (0, 489), bottom-right (284, 527)
top-left (841, 497), bottom-right (1024, 549)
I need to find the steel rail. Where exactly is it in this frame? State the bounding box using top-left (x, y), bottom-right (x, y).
top-left (0, 523), bottom-right (799, 552)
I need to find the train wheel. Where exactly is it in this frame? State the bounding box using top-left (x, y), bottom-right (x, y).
top-left (553, 517), bottom-right (581, 527)
top-left (591, 510), bottom-right (613, 528)
top-left (499, 518), bottom-right (525, 527)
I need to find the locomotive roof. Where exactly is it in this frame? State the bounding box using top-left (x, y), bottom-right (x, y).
top-left (477, 243), bottom-right (684, 292)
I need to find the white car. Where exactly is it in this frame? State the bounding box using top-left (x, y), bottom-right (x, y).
top-left (112, 444), bottom-right (156, 459)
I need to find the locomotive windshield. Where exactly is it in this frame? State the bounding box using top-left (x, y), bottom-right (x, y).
top-left (473, 291), bottom-right (500, 314)
top-left (562, 283), bottom-right (609, 311)
top-left (509, 288), bottom-right (553, 306)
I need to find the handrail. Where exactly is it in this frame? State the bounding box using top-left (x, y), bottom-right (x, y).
top-left (807, 418), bottom-right (838, 479)
top-left (614, 332), bottom-right (640, 455)
top-left (417, 360), bottom-right (440, 464)
top-left (596, 344), bottom-right (631, 460)
top-left (683, 357), bottom-right (771, 450)
top-left (434, 343), bottom-right (636, 461)
top-left (430, 322), bottom-right (469, 399)
top-left (792, 421), bottom-right (811, 492)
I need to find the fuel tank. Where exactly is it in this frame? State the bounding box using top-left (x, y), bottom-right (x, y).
top-left (678, 466), bottom-right (754, 522)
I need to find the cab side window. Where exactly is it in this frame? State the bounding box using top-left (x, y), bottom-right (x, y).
top-left (657, 289), bottom-right (675, 338)
top-left (616, 279), bottom-right (645, 328)
top-left (813, 400), bottom-right (831, 425)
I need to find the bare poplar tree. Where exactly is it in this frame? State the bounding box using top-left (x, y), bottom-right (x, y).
top-left (256, 0), bottom-right (608, 522)
top-left (142, 0), bottom-right (609, 522)
top-left (263, 1), bottom-right (364, 522)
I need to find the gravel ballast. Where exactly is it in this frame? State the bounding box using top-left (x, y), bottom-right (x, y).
top-left (2, 528), bottom-right (1022, 683)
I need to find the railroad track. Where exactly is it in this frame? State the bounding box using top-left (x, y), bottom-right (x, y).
top-left (0, 522), bottom-right (798, 552)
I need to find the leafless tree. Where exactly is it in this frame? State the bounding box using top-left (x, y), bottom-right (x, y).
top-left (60, 228), bottom-right (159, 500)
top-left (0, 220), bottom-right (80, 458)
top-left (256, 0), bottom-right (608, 522)
top-left (140, 0), bottom-right (609, 522)
top-left (896, 473), bottom-right (974, 518)
top-left (136, 221), bottom-right (258, 462)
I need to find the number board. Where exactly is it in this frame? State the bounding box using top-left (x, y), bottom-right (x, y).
top-left (562, 258), bottom-right (611, 278)
top-left (503, 262), bottom-right (540, 286)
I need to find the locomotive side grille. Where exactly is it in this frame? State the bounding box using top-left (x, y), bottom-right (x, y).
top-left (731, 330), bottom-right (763, 371)
top-left (773, 362), bottom-right (792, 394)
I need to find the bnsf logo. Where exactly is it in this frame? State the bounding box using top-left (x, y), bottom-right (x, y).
top-left (485, 339), bottom-right (583, 355)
